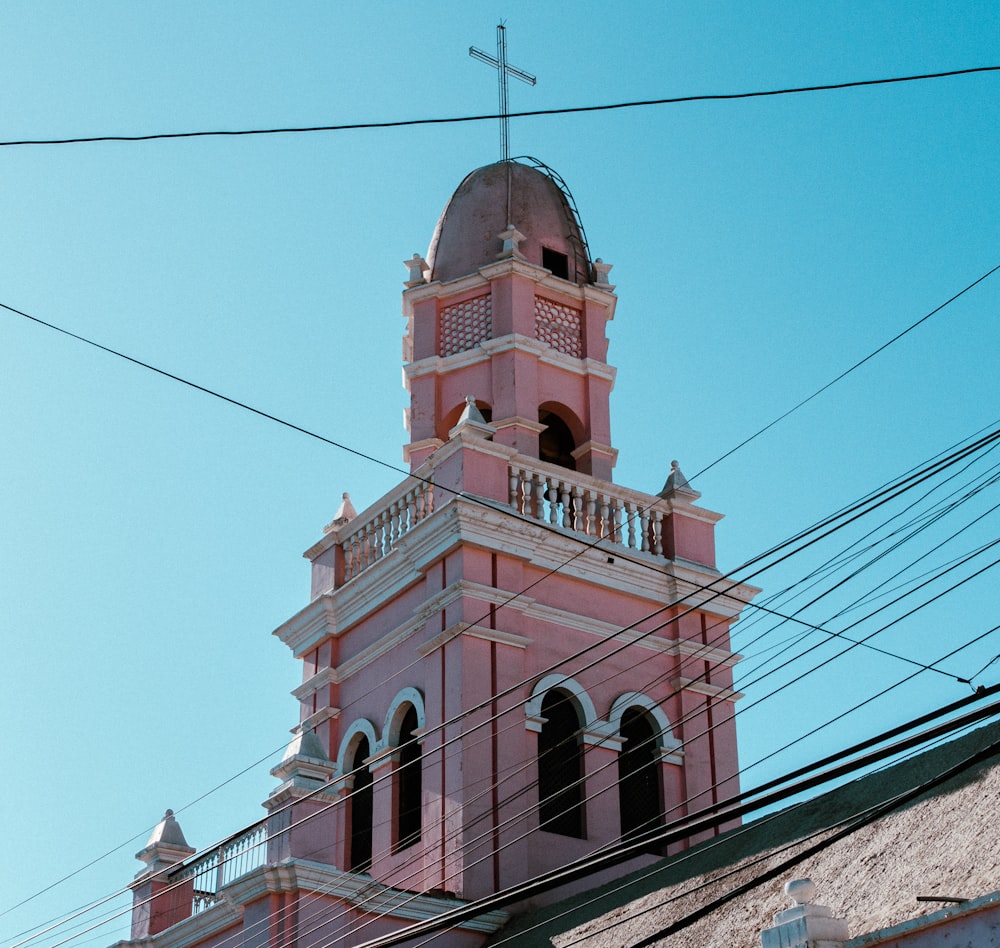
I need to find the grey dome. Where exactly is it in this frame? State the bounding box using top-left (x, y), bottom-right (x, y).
top-left (426, 160), bottom-right (591, 284)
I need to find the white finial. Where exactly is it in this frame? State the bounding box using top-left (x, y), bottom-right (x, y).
top-left (404, 253), bottom-right (428, 287)
top-left (593, 258), bottom-right (614, 285)
top-left (785, 878), bottom-right (817, 905)
top-left (323, 492), bottom-right (358, 534)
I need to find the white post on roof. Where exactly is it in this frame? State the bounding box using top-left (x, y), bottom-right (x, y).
top-left (761, 878), bottom-right (849, 948)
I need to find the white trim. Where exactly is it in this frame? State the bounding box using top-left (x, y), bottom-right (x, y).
top-left (335, 719), bottom-right (379, 776)
top-left (383, 687), bottom-right (426, 748)
top-left (608, 692), bottom-right (683, 761)
top-left (525, 674), bottom-right (598, 730)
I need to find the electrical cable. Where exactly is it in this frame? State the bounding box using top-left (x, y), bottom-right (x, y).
top-left (14, 421), bottom-right (999, 947)
top-left (1, 66), bottom-right (997, 148)
top-left (338, 702), bottom-right (1000, 947)
top-left (689, 260), bottom-right (1000, 481)
top-left (7, 274), bottom-right (997, 939)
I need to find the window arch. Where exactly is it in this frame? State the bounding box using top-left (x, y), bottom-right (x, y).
top-left (395, 705), bottom-right (422, 850)
top-left (347, 735), bottom-right (373, 871)
top-left (537, 689), bottom-right (585, 838)
top-left (335, 721), bottom-right (379, 873)
top-left (617, 707), bottom-right (662, 845)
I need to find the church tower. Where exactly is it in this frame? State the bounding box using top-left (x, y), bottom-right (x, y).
top-left (275, 157), bottom-right (755, 896)
top-left (125, 159), bottom-right (756, 947)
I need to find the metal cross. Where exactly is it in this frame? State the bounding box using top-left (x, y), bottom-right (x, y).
top-left (470, 24), bottom-right (536, 163)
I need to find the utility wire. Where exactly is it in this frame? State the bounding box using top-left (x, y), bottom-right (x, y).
top-left (346, 702), bottom-right (1000, 947)
top-left (14, 421), bottom-right (998, 948)
top-left (1, 66), bottom-right (997, 147)
top-left (690, 260), bottom-right (1000, 480)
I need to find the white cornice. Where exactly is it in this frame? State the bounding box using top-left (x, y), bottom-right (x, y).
top-left (277, 494), bottom-right (758, 659)
top-left (115, 860), bottom-right (508, 948)
top-left (272, 597), bottom-right (339, 655)
top-left (672, 677), bottom-right (744, 702)
top-left (332, 612), bottom-right (425, 682)
top-left (417, 621), bottom-right (533, 657)
top-left (291, 666), bottom-right (338, 701)
top-left (402, 333), bottom-right (618, 384)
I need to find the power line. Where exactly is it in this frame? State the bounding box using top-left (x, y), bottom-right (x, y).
top-left (690, 260), bottom-right (1000, 481)
top-left (1, 66), bottom-right (997, 148)
top-left (13, 419), bottom-right (998, 948)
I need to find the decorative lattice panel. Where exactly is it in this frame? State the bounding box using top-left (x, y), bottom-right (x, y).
top-left (439, 295), bottom-right (492, 357)
top-left (535, 298), bottom-right (583, 358)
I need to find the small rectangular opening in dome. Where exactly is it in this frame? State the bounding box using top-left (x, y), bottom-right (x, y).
top-left (542, 247), bottom-right (569, 280)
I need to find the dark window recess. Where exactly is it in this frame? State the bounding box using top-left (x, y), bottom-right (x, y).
top-left (348, 737), bottom-right (373, 871)
top-left (397, 707), bottom-right (422, 850)
top-left (538, 690), bottom-right (585, 838)
top-left (618, 708), bottom-right (662, 849)
top-left (542, 247), bottom-right (570, 280)
top-left (539, 411), bottom-right (577, 471)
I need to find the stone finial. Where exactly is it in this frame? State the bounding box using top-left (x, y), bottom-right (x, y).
top-left (657, 460), bottom-right (698, 499)
top-left (448, 395), bottom-right (496, 441)
top-left (135, 809), bottom-right (195, 872)
top-left (404, 253), bottom-right (428, 287)
top-left (592, 257), bottom-right (614, 286)
top-left (323, 492), bottom-right (358, 534)
top-left (761, 878), bottom-right (849, 948)
top-left (269, 720), bottom-right (336, 795)
top-left (496, 224), bottom-right (526, 261)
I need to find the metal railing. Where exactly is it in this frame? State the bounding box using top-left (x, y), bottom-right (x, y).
top-left (169, 822), bottom-right (268, 913)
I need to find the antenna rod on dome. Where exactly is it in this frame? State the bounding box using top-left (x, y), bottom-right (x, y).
top-left (470, 22), bottom-right (536, 164)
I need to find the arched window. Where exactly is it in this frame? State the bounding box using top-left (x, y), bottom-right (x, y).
top-left (396, 706), bottom-right (422, 850)
top-left (538, 410), bottom-right (577, 471)
top-left (347, 736), bottom-right (373, 871)
top-left (537, 690), bottom-right (585, 837)
top-left (618, 708), bottom-right (662, 845)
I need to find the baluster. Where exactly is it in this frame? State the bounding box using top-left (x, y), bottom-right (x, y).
top-left (572, 485), bottom-right (584, 531)
top-left (599, 494), bottom-right (610, 538)
top-left (585, 489), bottom-right (597, 536)
top-left (547, 481), bottom-right (560, 524)
top-left (534, 473), bottom-right (546, 521)
top-left (214, 847), bottom-right (225, 900)
top-left (560, 482), bottom-right (572, 529)
top-left (625, 502), bottom-right (637, 548)
top-left (404, 488), bottom-right (416, 533)
top-left (348, 533), bottom-right (359, 578)
top-left (640, 507), bottom-right (651, 552)
top-left (364, 520), bottom-right (376, 564)
top-left (652, 510), bottom-right (663, 556)
top-left (388, 501), bottom-right (399, 550)
top-left (612, 498), bottom-right (623, 544)
top-left (509, 466), bottom-right (521, 512)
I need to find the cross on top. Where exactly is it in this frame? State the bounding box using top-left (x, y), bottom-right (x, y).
top-left (470, 24), bottom-right (536, 163)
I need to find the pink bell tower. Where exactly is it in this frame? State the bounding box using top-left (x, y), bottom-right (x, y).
top-left (276, 157), bottom-right (757, 903)
top-left (123, 159), bottom-right (756, 948)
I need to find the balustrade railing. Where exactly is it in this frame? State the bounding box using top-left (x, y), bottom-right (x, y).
top-left (508, 460), bottom-right (664, 555)
top-left (339, 479), bottom-right (435, 583)
top-left (169, 822), bottom-right (268, 914)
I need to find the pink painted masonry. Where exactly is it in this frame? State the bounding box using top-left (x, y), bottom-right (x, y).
top-left (121, 159), bottom-right (757, 948)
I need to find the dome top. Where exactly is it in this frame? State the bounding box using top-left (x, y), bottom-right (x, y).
top-left (426, 159), bottom-right (591, 285)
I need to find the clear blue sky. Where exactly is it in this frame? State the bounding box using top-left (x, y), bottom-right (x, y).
top-left (2, 3), bottom-right (998, 944)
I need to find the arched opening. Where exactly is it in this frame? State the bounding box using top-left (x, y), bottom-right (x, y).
top-left (396, 706), bottom-right (422, 850)
top-left (539, 410), bottom-right (577, 471)
top-left (618, 708), bottom-right (662, 846)
top-left (538, 690), bottom-right (585, 837)
top-left (347, 736), bottom-right (373, 871)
